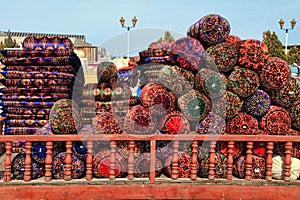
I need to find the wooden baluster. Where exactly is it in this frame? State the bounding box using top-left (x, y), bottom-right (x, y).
top-left (171, 140), bottom-right (180, 180)
top-left (208, 141), bottom-right (216, 180)
top-left (190, 141), bottom-right (198, 180)
top-left (150, 140), bottom-right (156, 184)
top-left (245, 141), bottom-right (253, 181)
top-left (64, 141), bottom-right (73, 181)
top-left (266, 142), bottom-right (274, 181)
top-left (85, 141), bottom-right (93, 181)
top-left (45, 141), bottom-right (53, 181)
top-left (227, 141), bottom-right (234, 180)
top-left (127, 141), bottom-right (135, 180)
top-left (284, 142), bottom-right (292, 182)
top-left (4, 141), bottom-right (12, 182)
top-left (109, 140), bottom-right (116, 180)
top-left (24, 142), bottom-right (32, 182)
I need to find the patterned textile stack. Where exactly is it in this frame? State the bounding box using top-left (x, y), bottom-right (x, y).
top-left (0, 36), bottom-right (84, 135)
top-left (81, 83), bottom-right (98, 124)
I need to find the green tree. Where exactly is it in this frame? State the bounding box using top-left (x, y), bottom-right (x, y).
top-left (0, 41), bottom-right (6, 59)
top-left (286, 45), bottom-right (300, 65)
top-left (263, 30), bottom-right (286, 60)
top-left (157, 31), bottom-right (175, 43)
top-left (4, 30), bottom-right (19, 48)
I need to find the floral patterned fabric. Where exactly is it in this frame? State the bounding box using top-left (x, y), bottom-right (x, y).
top-left (22, 36), bottom-right (74, 50)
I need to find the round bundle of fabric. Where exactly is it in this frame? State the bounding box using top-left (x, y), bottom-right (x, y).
top-left (73, 141), bottom-right (88, 160)
top-left (178, 90), bottom-right (211, 122)
top-left (161, 111), bottom-right (190, 134)
top-left (238, 39), bottom-right (268, 71)
top-left (227, 112), bottom-right (259, 135)
top-left (274, 141), bottom-right (300, 158)
top-left (272, 155), bottom-right (300, 180)
top-left (155, 141), bottom-right (173, 161)
top-left (52, 152), bottom-right (85, 179)
top-left (49, 99), bottom-right (82, 134)
top-left (260, 57), bottom-right (291, 91)
top-left (198, 152), bottom-right (228, 178)
top-left (134, 153), bottom-right (163, 178)
top-left (253, 142), bottom-right (266, 157)
top-left (158, 65), bottom-right (195, 96)
top-left (148, 42), bottom-right (173, 51)
top-left (11, 152), bottom-right (44, 180)
top-left (140, 83), bottom-right (176, 116)
top-left (198, 112), bottom-right (226, 134)
top-left (124, 105), bottom-right (157, 135)
top-left (187, 14), bottom-right (230, 47)
top-left (243, 90), bottom-right (271, 118)
top-left (225, 35), bottom-right (242, 48)
top-left (228, 67), bottom-right (260, 98)
top-left (0, 93), bottom-right (71, 101)
top-left (3, 107), bottom-right (51, 115)
top-left (0, 48), bottom-right (73, 58)
top-left (260, 106), bottom-right (291, 135)
top-left (217, 141), bottom-right (245, 160)
top-left (97, 61), bottom-right (118, 88)
top-left (92, 112), bottom-right (123, 134)
top-left (269, 77), bottom-right (300, 108)
top-left (93, 150), bottom-right (127, 178)
top-left (290, 102), bottom-right (300, 130)
top-left (82, 83), bottom-right (98, 99)
top-left (169, 37), bottom-right (205, 71)
top-left (206, 42), bottom-right (237, 73)
top-left (164, 151), bottom-right (196, 178)
top-left (111, 84), bottom-right (132, 102)
top-left (233, 155), bottom-right (265, 179)
top-left (94, 101), bottom-right (112, 112)
top-left (116, 141), bottom-right (147, 158)
top-left (195, 69), bottom-right (227, 99)
top-left (32, 142), bottom-right (46, 164)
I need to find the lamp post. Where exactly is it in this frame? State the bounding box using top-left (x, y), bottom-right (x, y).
top-left (120, 16), bottom-right (137, 59)
top-left (279, 18), bottom-right (297, 55)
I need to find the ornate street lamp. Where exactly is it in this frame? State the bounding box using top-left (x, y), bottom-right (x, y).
top-left (279, 18), bottom-right (297, 55)
top-left (119, 16), bottom-right (138, 59)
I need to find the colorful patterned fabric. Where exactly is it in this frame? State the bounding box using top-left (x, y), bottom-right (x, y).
top-left (0, 78), bottom-right (74, 87)
top-left (73, 141), bottom-right (88, 160)
top-left (290, 102), bottom-right (300, 130)
top-left (214, 91), bottom-right (242, 120)
top-left (97, 61), bottom-right (118, 88)
top-left (116, 141), bottom-right (147, 158)
top-left (217, 141), bottom-right (245, 160)
top-left (0, 49), bottom-right (73, 57)
top-left (198, 112), bottom-right (226, 134)
top-left (32, 142), bottom-right (47, 164)
top-left (5, 127), bottom-right (43, 135)
top-left (139, 49), bottom-right (170, 64)
top-left (158, 65), bottom-right (195, 96)
top-left (161, 111), bottom-right (190, 134)
top-left (227, 112), bottom-right (259, 135)
top-left (233, 155), bottom-right (265, 179)
top-left (0, 101), bottom-right (54, 108)
top-left (178, 89), bottom-right (211, 122)
top-left (3, 107), bottom-right (50, 115)
top-left (82, 83), bottom-right (98, 99)
top-left (22, 36), bottom-right (74, 50)
top-left (11, 152), bottom-right (44, 180)
top-left (164, 151), bottom-right (196, 178)
top-left (155, 141), bottom-right (173, 161)
top-left (92, 150), bottom-right (127, 178)
top-left (1, 65), bottom-right (76, 74)
top-left (259, 106), bottom-right (291, 135)
top-left (274, 141), bottom-right (300, 158)
top-left (92, 112), bottom-right (123, 134)
top-left (144, 56), bottom-right (171, 64)
top-left (206, 42), bottom-right (237, 73)
top-left (140, 83), bottom-right (176, 116)
top-left (1, 56), bottom-right (74, 66)
top-left (253, 142), bottom-right (266, 157)
top-left (260, 57), bottom-right (291, 91)
top-left (228, 67), bottom-right (260, 98)
top-left (148, 42), bottom-right (173, 51)
top-left (124, 105), bottom-right (157, 135)
top-left (195, 69), bottom-right (227, 99)
top-left (170, 37), bottom-right (205, 71)
top-left (238, 39), bottom-right (268, 71)
top-left (1, 114), bottom-right (49, 120)
top-left (0, 86), bottom-right (71, 93)
top-left (0, 93), bottom-right (71, 101)
top-left (49, 99), bottom-right (82, 134)
top-left (0, 71), bottom-right (74, 79)
top-left (198, 152), bottom-right (228, 178)
top-left (225, 35), bottom-right (242, 48)
top-left (187, 14), bottom-right (230, 47)
top-left (6, 119), bottom-right (48, 127)
top-left (134, 153), bottom-right (163, 178)
top-left (243, 90), bottom-right (271, 118)
top-left (52, 152), bottom-right (85, 179)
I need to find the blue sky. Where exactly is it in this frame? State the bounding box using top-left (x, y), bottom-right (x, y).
top-left (1, 0), bottom-right (300, 53)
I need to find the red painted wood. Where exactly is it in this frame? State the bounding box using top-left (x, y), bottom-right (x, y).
top-left (4, 141), bottom-right (12, 182)
top-left (245, 141), bottom-right (253, 181)
top-left (24, 141), bottom-right (32, 182)
top-left (127, 140), bottom-right (135, 180)
top-left (45, 141), bottom-right (53, 181)
top-left (1, 185), bottom-right (300, 200)
top-left (284, 142), bottom-right (292, 182)
top-left (64, 141), bottom-right (73, 181)
top-left (85, 141), bottom-right (93, 181)
top-left (109, 140), bottom-right (116, 180)
top-left (227, 141), bottom-right (234, 180)
top-left (208, 141), bottom-right (216, 180)
top-left (190, 140), bottom-right (198, 180)
top-left (171, 140), bottom-right (179, 180)
top-left (266, 141), bottom-right (274, 181)
top-left (150, 140), bottom-right (156, 184)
